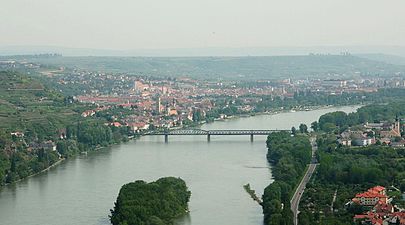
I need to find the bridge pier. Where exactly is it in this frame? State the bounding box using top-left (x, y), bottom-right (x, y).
top-left (250, 134), bottom-right (254, 142)
top-left (207, 134), bottom-right (211, 142)
top-left (164, 134), bottom-right (168, 143)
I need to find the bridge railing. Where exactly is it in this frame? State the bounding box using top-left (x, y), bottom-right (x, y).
top-left (145, 129), bottom-right (289, 135)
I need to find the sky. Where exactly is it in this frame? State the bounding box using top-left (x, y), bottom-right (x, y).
top-left (0, 0), bottom-right (404, 50)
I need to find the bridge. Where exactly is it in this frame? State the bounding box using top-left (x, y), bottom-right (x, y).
top-left (144, 129), bottom-right (290, 142)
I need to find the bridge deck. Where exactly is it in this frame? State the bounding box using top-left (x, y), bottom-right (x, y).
top-left (145, 129), bottom-right (289, 135)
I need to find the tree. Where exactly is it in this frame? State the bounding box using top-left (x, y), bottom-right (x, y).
top-left (0, 152), bottom-right (10, 185)
top-left (299, 123), bottom-right (308, 133)
top-left (291, 126), bottom-right (297, 135)
top-left (311, 121), bottom-right (319, 132)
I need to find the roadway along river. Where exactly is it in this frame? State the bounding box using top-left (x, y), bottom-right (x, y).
top-left (0, 106), bottom-right (359, 225)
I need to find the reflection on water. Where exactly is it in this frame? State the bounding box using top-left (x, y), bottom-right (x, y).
top-left (0, 106), bottom-right (359, 225)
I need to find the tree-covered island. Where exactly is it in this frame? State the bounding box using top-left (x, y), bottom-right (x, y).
top-left (110, 177), bottom-right (191, 225)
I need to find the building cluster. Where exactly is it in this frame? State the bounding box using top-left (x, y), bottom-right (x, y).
top-left (338, 119), bottom-right (405, 147)
top-left (9, 132), bottom-right (59, 156)
top-left (290, 77), bottom-right (405, 96)
top-left (78, 79), bottom-right (216, 132)
top-left (62, 69), bottom-right (405, 133)
top-left (352, 186), bottom-right (405, 225)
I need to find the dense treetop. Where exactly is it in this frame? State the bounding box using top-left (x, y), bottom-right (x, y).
top-left (110, 177), bottom-right (191, 225)
top-left (262, 132), bottom-right (312, 225)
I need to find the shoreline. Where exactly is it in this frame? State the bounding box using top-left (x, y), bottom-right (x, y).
top-left (2, 158), bottom-right (65, 186)
top-left (1, 104), bottom-right (362, 187)
top-left (210, 104), bottom-right (362, 123)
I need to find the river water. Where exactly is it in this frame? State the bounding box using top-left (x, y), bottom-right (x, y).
top-left (0, 106), bottom-right (359, 225)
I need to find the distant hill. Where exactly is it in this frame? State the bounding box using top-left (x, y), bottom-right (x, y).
top-left (4, 54), bottom-right (405, 80)
top-left (1, 45), bottom-right (405, 57)
top-left (356, 53), bottom-right (405, 66)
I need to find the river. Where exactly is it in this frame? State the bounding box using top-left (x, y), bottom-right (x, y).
top-left (0, 106), bottom-right (359, 225)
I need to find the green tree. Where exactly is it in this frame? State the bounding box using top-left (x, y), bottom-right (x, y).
top-left (311, 121), bottom-right (319, 132)
top-left (291, 126), bottom-right (297, 135)
top-left (110, 177), bottom-right (191, 225)
top-left (299, 123), bottom-right (308, 133)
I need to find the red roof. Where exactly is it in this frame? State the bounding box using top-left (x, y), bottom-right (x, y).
top-left (112, 122), bottom-right (122, 127)
top-left (368, 186), bottom-right (385, 193)
top-left (355, 192), bottom-right (387, 198)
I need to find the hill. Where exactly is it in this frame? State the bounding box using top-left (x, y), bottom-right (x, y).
top-left (357, 53), bottom-right (405, 66)
top-left (4, 54), bottom-right (405, 80)
top-left (0, 71), bottom-right (81, 133)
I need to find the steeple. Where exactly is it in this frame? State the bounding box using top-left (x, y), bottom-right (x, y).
top-left (394, 114), bottom-right (400, 136)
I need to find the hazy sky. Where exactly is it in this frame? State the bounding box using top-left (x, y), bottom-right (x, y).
top-left (1, 0), bottom-right (404, 50)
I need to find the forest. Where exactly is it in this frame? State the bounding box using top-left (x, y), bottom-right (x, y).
top-left (110, 177), bottom-right (191, 225)
top-left (262, 132), bottom-right (312, 225)
top-left (318, 100), bottom-right (405, 133)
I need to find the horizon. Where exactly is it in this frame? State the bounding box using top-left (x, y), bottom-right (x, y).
top-left (2, 44), bottom-right (405, 57)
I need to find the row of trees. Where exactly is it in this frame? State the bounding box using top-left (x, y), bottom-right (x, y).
top-left (262, 132), bottom-right (312, 225)
top-left (110, 177), bottom-right (191, 225)
top-left (317, 101), bottom-right (405, 133)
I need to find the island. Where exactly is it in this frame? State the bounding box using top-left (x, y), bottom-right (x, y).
top-left (110, 177), bottom-right (191, 225)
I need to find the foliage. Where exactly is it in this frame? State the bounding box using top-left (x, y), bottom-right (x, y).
top-left (298, 132), bottom-right (405, 224)
top-left (262, 132), bottom-right (312, 225)
top-left (318, 101), bottom-right (405, 132)
top-left (110, 177), bottom-right (191, 225)
top-left (299, 123), bottom-right (308, 133)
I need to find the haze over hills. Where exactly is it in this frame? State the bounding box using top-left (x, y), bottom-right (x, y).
top-left (1, 45), bottom-right (405, 57)
top-left (356, 53), bottom-right (405, 66)
top-left (3, 54), bottom-right (404, 80)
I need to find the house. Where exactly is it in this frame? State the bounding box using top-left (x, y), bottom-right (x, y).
top-left (126, 122), bottom-right (149, 132)
top-left (29, 141), bottom-right (57, 151)
top-left (352, 186), bottom-right (388, 206)
top-left (81, 110), bottom-right (95, 117)
top-left (391, 140), bottom-right (405, 148)
top-left (379, 119), bottom-right (401, 138)
top-left (58, 128), bottom-right (67, 139)
top-left (167, 108), bottom-right (178, 116)
top-left (10, 131), bottom-right (24, 138)
top-left (352, 137), bottom-right (374, 146)
top-left (380, 137), bottom-right (391, 145)
top-left (338, 138), bottom-right (352, 146)
top-left (111, 122), bottom-right (122, 127)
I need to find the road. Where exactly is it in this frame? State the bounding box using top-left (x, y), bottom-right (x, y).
top-left (291, 137), bottom-right (318, 225)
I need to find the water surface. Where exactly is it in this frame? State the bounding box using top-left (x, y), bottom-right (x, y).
top-left (0, 106), bottom-right (359, 225)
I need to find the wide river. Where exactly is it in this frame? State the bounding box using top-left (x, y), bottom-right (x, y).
top-left (0, 106), bottom-right (359, 225)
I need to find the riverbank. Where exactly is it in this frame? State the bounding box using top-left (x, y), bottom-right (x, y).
top-left (0, 105), bottom-right (361, 225)
top-left (2, 158), bottom-right (65, 187)
top-left (262, 132), bottom-right (312, 224)
top-left (243, 183), bottom-right (263, 205)
top-left (3, 104), bottom-right (362, 187)
top-left (211, 104), bottom-right (363, 124)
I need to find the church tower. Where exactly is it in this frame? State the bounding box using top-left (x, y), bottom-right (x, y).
top-left (394, 115), bottom-right (401, 136)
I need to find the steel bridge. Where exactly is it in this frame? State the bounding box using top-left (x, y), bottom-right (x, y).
top-left (144, 129), bottom-right (290, 142)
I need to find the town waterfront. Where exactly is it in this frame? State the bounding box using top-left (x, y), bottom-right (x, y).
top-left (0, 106), bottom-right (359, 225)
